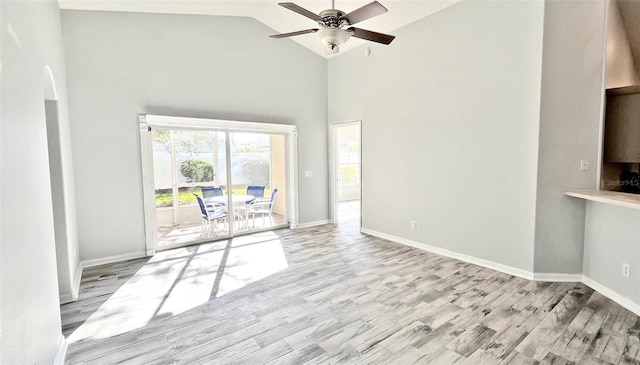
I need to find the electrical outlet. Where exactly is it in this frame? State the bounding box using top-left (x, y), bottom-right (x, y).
top-left (580, 159), bottom-right (589, 171)
top-left (410, 220), bottom-right (417, 230)
top-left (623, 263), bottom-right (630, 278)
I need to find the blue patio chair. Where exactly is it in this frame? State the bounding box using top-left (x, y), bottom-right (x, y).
top-left (202, 187), bottom-right (225, 207)
top-left (246, 188), bottom-right (278, 228)
top-left (201, 187), bottom-right (223, 199)
top-left (194, 194), bottom-right (228, 235)
top-left (245, 185), bottom-right (265, 204)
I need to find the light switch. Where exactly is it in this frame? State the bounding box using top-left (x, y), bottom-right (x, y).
top-left (580, 159), bottom-right (588, 171)
top-left (305, 170), bottom-right (312, 178)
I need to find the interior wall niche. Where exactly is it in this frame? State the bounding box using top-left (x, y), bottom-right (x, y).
top-left (601, 0), bottom-right (640, 192)
top-left (601, 86), bottom-right (640, 193)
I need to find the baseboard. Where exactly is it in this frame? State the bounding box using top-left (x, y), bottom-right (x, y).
top-left (54, 335), bottom-right (67, 365)
top-left (59, 262), bottom-right (84, 304)
top-left (72, 262), bottom-right (84, 300)
top-left (360, 228), bottom-right (640, 316)
top-left (291, 219), bottom-right (331, 229)
top-left (59, 292), bottom-right (74, 305)
top-left (361, 228), bottom-right (534, 280)
top-left (533, 273), bottom-right (583, 282)
top-left (81, 251), bottom-right (149, 268)
top-left (582, 275), bottom-right (640, 316)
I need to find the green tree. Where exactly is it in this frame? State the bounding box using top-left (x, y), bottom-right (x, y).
top-left (180, 159), bottom-right (214, 183)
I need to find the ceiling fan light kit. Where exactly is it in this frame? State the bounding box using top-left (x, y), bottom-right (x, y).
top-left (318, 28), bottom-right (350, 54)
top-left (269, 1), bottom-right (396, 55)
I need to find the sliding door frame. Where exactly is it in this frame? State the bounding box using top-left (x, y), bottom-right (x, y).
top-left (139, 114), bottom-right (299, 255)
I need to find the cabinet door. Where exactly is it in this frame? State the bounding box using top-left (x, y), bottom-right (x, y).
top-left (604, 92), bottom-right (640, 163)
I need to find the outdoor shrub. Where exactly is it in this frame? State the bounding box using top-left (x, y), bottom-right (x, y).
top-left (180, 159), bottom-right (214, 183)
top-left (242, 158), bottom-right (269, 186)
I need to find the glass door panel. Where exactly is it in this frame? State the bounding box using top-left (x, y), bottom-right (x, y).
top-left (152, 129), bottom-right (174, 227)
top-left (228, 132), bottom-right (288, 233)
top-left (153, 129), bottom-right (230, 248)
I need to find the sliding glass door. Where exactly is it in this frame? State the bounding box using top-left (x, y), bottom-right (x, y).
top-left (146, 122), bottom-right (291, 251)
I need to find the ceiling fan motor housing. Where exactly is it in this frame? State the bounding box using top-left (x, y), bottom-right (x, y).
top-left (317, 9), bottom-right (350, 48)
top-left (318, 9), bottom-right (349, 28)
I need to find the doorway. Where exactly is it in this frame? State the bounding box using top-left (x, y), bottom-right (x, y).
top-left (139, 115), bottom-right (298, 253)
top-left (331, 121), bottom-right (362, 226)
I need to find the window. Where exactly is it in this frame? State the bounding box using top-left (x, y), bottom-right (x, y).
top-left (339, 140), bottom-right (359, 186)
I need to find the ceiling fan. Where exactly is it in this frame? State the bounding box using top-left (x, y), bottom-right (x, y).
top-left (269, 1), bottom-right (396, 54)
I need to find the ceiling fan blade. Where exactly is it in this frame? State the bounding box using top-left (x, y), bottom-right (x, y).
top-left (348, 27), bottom-right (395, 45)
top-left (278, 2), bottom-right (323, 22)
top-left (340, 1), bottom-right (388, 25)
top-left (269, 29), bottom-right (319, 39)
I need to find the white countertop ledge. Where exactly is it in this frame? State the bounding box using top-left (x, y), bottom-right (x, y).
top-left (565, 190), bottom-right (640, 210)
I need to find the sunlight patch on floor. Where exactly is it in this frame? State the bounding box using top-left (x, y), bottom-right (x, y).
top-left (217, 232), bottom-right (289, 298)
top-left (68, 232), bottom-right (288, 342)
top-left (153, 247), bottom-right (221, 317)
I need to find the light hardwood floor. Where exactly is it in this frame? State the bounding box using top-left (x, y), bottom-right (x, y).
top-left (62, 219), bottom-right (640, 364)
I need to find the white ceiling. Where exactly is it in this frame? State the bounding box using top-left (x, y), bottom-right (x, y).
top-left (57, 0), bottom-right (461, 57)
top-left (618, 0), bottom-right (640, 73)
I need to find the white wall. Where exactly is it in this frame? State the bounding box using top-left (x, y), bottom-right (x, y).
top-left (583, 202), bottom-right (640, 306)
top-left (338, 185), bottom-right (360, 202)
top-left (61, 10), bottom-right (328, 262)
top-left (328, 0), bottom-right (545, 272)
top-left (533, 0), bottom-right (607, 274)
top-left (1, 0), bottom-right (71, 362)
top-left (45, 100), bottom-right (81, 303)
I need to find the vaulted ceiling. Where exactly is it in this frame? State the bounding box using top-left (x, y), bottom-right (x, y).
top-left (57, 0), bottom-right (461, 57)
top-left (618, 0), bottom-right (640, 76)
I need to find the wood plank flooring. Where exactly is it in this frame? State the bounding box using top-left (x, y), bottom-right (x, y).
top-left (61, 221), bottom-right (640, 364)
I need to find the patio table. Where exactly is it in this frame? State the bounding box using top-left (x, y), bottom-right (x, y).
top-left (205, 194), bottom-right (255, 230)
